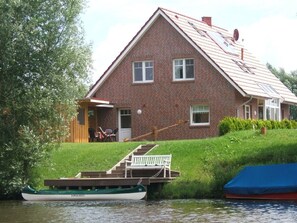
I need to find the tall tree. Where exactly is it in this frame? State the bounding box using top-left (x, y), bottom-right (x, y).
top-left (267, 63), bottom-right (297, 120)
top-left (0, 0), bottom-right (91, 198)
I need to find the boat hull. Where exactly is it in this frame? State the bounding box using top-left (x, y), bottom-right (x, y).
top-left (22, 185), bottom-right (146, 201)
top-left (225, 192), bottom-right (297, 200)
top-left (224, 163), bottom-right (297, 200)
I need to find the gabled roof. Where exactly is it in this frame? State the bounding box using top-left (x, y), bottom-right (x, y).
top-left (86, 8), bottom-right (297, 104)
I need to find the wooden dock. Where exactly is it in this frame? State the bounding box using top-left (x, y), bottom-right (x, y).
top-left (44, 144), bottom-right (180, 190)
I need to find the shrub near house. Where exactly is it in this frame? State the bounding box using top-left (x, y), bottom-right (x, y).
top-left (219, 117), bottom-right (297, 135)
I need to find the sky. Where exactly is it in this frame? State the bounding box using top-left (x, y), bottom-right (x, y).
top-left (81, 0), bottom-right (297, 83)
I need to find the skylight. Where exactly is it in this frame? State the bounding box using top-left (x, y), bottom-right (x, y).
top-left (207, 31), bottom-right (237, 55)
top-left (188, 21), bottom-right (206, 37)
top-left (232, 59), bottom-right (255, 74)
top-left (258, 83), bottom-right (280, 98)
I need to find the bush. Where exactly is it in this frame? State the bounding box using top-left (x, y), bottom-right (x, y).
top-left (218, 117), bottom-right (297, 136)
top-left (218, 117), bottom-right (236, 136)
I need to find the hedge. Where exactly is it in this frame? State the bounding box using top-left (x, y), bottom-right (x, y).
top-left (218, 117), bottom-right (297, 136)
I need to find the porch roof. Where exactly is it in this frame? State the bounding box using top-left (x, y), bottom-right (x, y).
top-left (79, 97), bottom-right (114, 108)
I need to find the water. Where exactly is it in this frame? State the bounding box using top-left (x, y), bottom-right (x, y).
top-left (1, 199), bottom-right (297, 223)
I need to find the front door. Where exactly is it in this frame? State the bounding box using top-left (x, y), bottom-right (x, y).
top-left (118, 109), bottom-right (131, 142)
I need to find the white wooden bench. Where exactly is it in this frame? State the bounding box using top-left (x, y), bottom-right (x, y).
top-left (125, 154), bottom-right (172, 178)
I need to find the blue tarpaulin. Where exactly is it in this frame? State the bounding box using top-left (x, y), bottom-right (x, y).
top-left (224, 163), bottom-right (297, 195)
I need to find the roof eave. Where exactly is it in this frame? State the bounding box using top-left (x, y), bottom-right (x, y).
top-left (79, 98), bottom-right (110, 105)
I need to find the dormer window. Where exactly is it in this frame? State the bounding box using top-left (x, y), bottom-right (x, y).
top-left (133, 61), bottom-right (154, 83)
top-left (208, 31), bottom-right (237, 56)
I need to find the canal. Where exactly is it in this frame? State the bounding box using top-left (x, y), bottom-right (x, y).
top-left (1, 199), bottom-right (297, 222)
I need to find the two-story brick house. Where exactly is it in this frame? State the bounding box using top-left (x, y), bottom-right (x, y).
top-left (76, 8), bottom-right (297, 142)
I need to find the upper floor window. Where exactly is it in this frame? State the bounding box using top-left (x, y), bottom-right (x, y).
top-left (133, 61), bottom-right (153, 83)
top-left (190, 105), bottom-right (210, 126)
top-left (173, 59), bottom-right (194, 81)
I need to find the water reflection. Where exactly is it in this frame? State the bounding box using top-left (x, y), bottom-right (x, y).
top-left (1, 199), bottom-right (297, 222)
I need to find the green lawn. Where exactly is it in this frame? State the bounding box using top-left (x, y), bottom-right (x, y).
top-left (35, 129), bottom-right (297, 199)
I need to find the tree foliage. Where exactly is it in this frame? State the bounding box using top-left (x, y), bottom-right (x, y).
top-left (267, 63), bottom-right (297, 120)
top-left (0, 0), bottom-right (91, 198)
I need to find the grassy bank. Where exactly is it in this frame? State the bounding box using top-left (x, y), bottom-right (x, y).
top-left (35, 129), bottom-right (297, 199)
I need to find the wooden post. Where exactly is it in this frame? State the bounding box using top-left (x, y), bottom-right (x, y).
top-left (152, 126), bottom-right (158, 141)
top-left (261, 127), bottom-right (267, 135)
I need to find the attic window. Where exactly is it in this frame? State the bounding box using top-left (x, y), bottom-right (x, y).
top-left (207, 31), bottom-right (237, 55)
top-left (232, 59), bottom-right (255, 74)
top-left (133, 61), bottom-right (154, 83)
top-left (258, 83), bottom-right (280, 97)
top-left (188, 21), bottom-right (206, 37)
top-left (173, 58), bottom-right (194, 81)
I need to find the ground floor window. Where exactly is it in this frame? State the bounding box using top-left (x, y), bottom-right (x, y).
top-left (190, 105), bottom-right (210, 125)
top-left (265, 98), bottom-right (280, 121)
top-left (244, 105), bottom-right (251, 119)
top-left (258, 100), bottom-right (264, 120)
top-left (257, 99), bottom-right (280, 120)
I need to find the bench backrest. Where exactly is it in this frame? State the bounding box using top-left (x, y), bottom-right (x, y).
top-left (131, 154), bottom-right (171, 167)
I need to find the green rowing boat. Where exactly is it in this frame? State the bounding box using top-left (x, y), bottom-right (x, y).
top-left (22, 185), bottom-right (146, 201)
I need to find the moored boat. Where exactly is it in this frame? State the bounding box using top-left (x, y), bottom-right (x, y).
top-left (224, 163), bottom-right (297, 200)
top-left (22, 184), bottom-right (146, 201)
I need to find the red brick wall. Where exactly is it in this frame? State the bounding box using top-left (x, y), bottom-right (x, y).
top-left (94, 16), bottom-right (289, 140)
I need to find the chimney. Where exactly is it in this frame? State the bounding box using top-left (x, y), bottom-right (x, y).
top-left (202, 16), bottom-right (212, 26)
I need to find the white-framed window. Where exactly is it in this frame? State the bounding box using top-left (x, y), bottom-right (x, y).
top-left (190, 105), bottom-right (210, 126)
top-left (258, 100), bottom-right (264, 120)
top-left (244, 105), bottom-right (251, 119)
top-left (120, 109), bottom-right (131, 128)
top-left (133, 61), bottom-right (153, 83)
top-left (265, 98), bottom-right (280, 121)
top-left (173, 59), bottom-right (194, 81)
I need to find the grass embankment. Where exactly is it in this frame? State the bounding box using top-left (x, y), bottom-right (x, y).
top-left (36, 129), bottom-right (297, 199)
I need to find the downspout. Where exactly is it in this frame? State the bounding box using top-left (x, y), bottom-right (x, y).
top-left (236, 96), bottom-right (253, 117)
